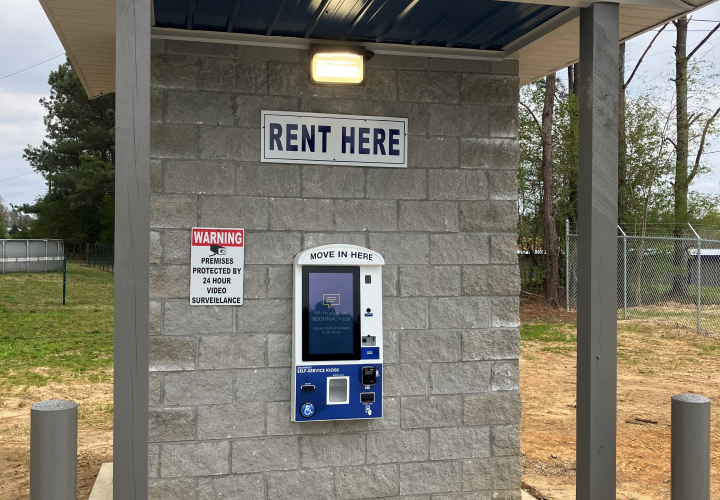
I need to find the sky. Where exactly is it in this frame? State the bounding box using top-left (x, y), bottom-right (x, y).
top-left (0, 0), bottom-right (719, 210)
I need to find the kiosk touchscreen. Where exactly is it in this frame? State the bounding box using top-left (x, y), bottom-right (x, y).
top-left (292, 245), bottom-right (384, 422)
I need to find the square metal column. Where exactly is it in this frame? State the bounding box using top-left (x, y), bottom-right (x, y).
top-left (577, 3), bottom-right (619, 499)
top-left (114, 0), bottom-right (151, 497)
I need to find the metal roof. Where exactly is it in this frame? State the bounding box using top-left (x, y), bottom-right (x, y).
top-left (153, 0), bottom-right (566, 51)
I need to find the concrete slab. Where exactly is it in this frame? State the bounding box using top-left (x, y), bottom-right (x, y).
top-left (88, 463), bottom-right (112, 500)
top-left (522, 491), bottom-right (536, 500)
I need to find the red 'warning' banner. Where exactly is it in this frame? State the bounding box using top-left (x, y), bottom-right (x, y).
top-left (192, 228), bottom-right (244, 247)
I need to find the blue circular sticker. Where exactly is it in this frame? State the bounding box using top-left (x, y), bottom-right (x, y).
top-left (300, 402), bottom-right (316, 419)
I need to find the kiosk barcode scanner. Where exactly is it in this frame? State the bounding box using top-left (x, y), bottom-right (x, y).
top-left (292, 245), bottom-right (384, 422)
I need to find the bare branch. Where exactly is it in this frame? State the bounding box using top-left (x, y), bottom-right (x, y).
top-left (687, 21), bottom-right (720, 60)
top-left (519, 101), bottom-right (542, 133)
top-left (688, 112), bottom-right (702, 128)
top-left (689, 106), bottom-right (720, 182)
top-left (625, 24), bottom-right (668, 88)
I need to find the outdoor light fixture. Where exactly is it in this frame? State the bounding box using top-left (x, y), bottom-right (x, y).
top-left (310, 45), bottom-right (367, 85)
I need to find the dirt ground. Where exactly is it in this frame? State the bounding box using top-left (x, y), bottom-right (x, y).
top-left (520, 297), bottom-right (720, 499)
top-left (0, 374), bottom-right (113, 500)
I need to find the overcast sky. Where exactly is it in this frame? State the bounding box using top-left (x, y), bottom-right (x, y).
top-left (1, 0), bottom-right (719, 209)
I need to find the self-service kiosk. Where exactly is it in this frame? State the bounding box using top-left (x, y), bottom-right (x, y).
top-left (292, 245), bottom-right (384, 422)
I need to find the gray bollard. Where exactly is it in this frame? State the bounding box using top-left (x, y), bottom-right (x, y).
top-left (671, 393), bottom-right (711, 500)
top-left (30, 400), bottom-right (78, 500)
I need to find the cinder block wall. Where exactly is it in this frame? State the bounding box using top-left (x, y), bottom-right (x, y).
top-left (148, 38), bottom-right (522, 500)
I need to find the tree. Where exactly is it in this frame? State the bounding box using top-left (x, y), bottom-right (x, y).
top-left (540, 74), bottom-right (560, 307)
top-left (22, 60), bottom-right (115, 252)
top-left (0, 196), bottom-right (9, 238)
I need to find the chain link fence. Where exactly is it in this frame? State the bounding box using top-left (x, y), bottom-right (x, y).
top-left (566, 224), bottom-right (720, 336)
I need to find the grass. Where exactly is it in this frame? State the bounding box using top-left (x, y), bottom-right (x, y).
top-left (0, 263), bottom-right (114, 390)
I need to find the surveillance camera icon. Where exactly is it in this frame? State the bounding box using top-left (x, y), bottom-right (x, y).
top-left (210, 244), bottom-right (227, 256)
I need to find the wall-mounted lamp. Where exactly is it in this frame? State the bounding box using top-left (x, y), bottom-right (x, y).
top-left (310, 45), bottom-right (368, 85)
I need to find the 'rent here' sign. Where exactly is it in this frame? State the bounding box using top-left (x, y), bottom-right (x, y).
top-left (190, 227), bottom-right (244, 306)
top-left (261, 111), bottom-right (407, 168)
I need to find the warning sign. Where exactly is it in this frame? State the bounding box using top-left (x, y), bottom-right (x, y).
top-left (190, 227), bottom-right (244, 306)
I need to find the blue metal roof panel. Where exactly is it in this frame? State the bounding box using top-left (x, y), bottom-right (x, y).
top-left (154, 0), bottom-right (567, 51)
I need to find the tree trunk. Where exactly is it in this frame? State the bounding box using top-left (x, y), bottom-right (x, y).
top-left (672, 16), bottom-right (690, 297)
top-left (618, 43), bottom-right (627, 226)
top-left (568, 66), bottom-right (574, 95)
top-left (542, 74), bottom-right (560, 307)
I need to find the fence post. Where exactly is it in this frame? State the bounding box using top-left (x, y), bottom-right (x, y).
top-left (671, 393), bottom-right (711, 499)
top-left (618, 225), bottom-right (627, 320)
top-left (566, 219), bottom-right (570, 312)
top-left (689, 223), bottom-right (701, 334)
top-left (86, 243), bottom-right (89, 267)
top-left (26, 240), bottom-right (30, 273)
top-left (45, 240), bottom-right (48, 273)
top-left (62, 257), bottom-right (67, 306)
top-left (30, 400), bottom-right (78, 500)
top-left (2, 240), bottom-right (4, 274)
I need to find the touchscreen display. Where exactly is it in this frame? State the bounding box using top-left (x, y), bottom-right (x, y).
top-left (307, 272), bottom-right (355, 355)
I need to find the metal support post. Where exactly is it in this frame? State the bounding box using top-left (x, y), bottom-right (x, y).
top-left (689, 223), bottom-right (701, 334)
top-left (2, 240), bottom-right (4, 274)
top-left (577, 3), bottom-right (619, 499)
top-left (566, 219), bottom-right (570, 312)
top-left (672, 393), bottom-right (711, 499)
top-left (618, 225), bottom-right (627, 320)
top-left (26, 240), bottom-right (30, 273)
top-left (45, 240), bottom-right (48, 273)
top-left (30, 400), bottom-right (78, 500)
top-left (62, 257), bottom-right (67, 306)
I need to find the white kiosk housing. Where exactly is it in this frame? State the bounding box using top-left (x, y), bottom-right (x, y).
top-left (292, 244), bottom-right (384, 422)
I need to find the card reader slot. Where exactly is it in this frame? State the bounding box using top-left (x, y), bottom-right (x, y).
top-left (360, 392), bottom-right (375, 403)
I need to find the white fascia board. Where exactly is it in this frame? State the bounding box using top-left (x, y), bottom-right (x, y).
top-left (151, 27), bottom-right (506, 61)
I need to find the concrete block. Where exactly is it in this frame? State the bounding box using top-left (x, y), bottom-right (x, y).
top-left (460, 138), bottom-right (520, 170)
top-left (198, 58), bottom-right (267, 93)
top-left (498, 491), bottom-right (524, 500)
top-left (399, 71), bottom-right (459, 103)
top-left (151, 124), bottom-right (197, 159)
top-left (199, 127), bottom-right (260, 161)
top-left (198, 474), bottom-right (266, 500)
top-left (429, 58), bottom-right (491, 73)
top-left (362, 100), bottom-right (430, 136)
top-left (462, 329), bottom-right (520, 361)
top-left (434, 493), bottom-right (491, 500)
top-left (384, 297), bottom-right (427, 330)
top-left (464, 392), bottom-right (522, 426)
top-left (244, 265), bottom-right (267, 299)
top-left (268, 63), bottom-right (334, 98)
top-left (151, 54), bottom-right (199, 89)
top-left (429, 170), bottom-right (488, 201)
top-left (199, 195), bottom-right (269, 229)
top-left (461, 201), bottom-right (517, 232)
top-left (236, 368), bottom-right (291, 401)
top-left (489, 107), bottom-right (518, 139)
top-left (162, 230), bottom-right (191, 265)
top-left (429, 297), bottom-right (490, 329)
top-left (303, 232), bottom-right (367, 249)
top-left (149, 479), bottom-right (195, 500)
top-left (399, 266), bottom-right (460, 297)
top-left (399, 462), bottom-right (462, 495)
top-left (366, 429), bottom-right (428, 463)
top-left (149, 301), bottom-right (162, 335)
top-left (335, 464), bottom-right (399, 499)
top-left (197, 402), bottom-right (265, 439)
top-left (489, 170), bottom-right (518, 200)
top-left (462, 75), bottom-right (519, 106)
top-left (428, 104), bottom-right (489, 137)
top-left (463, 457), bottom-right (521, 490)
top-left (383, 265), bottom-right (398, 297)
top-left (150, 266), bottom-right (191, 299)
top-left (166, 91), bottom-right (234, 125)
top-left (160, 441), bottom-right (230, 477)
top-left (336, 396), bottom-right (400, 433)
top-left (492, 297), bottom-right (519, 328)
top-left (408, 136), bottom-right (459, 169)
top-left (335, 200), bottom-right (398, 232)
top-left (301, 98), bottom-right (364, 115)
top-left (462, 266), bottom-right (520, 296)
top-left (383, 331), bottom-right (398, 364)
top-left (151, 159), bottom-right (163, 192)
top-left (430, 426), bottom-right (490, 460)
top-left (166, 40), bottom-right (235, 56)
top-left (430, 234), bottom-right (490, 265)
top-left (164, 371), bottom-right (234, 405)
top-left (492, 424), bottom-right (520, 457)
top-left (268, 333), bottom-right (291, 367)
top-left (151, 195), bottom-right (197, 229)
top-left (164, 160), bottom-right (234, 194)
top-left (148, 407), bottom-right (196, 442)
top-left (400, 395), bottom-right (462, 428)
top-left (490, 234), bottom-right (518, 265)
top-left (151, 38), bottom-right (165, 53)
top-left (399, 331), bottom-right (461, 363)
top-left (149, 446), bottom-right (159, 477)
top-left (245, 232), bottom-right (302, 264)
top-left (270, 198), bottom-right (334, 231)
top-left (236, 45), bottom-right (304, 62)
top-left (267, 401), bottom-right (295, 436)
top-left (149, 336), bottom-right (196, 372)
top-left (302, 165), bottom-right (365, 198)
top-left (150, 231), bottom-right (161, 265)
top-left (335, 69), bottom-right (397, 101)
top-left (149, 374), bottom-right (162, 407)
top-left (368, 54), bottom-right (429, 69)
top-left (198, 334), bottom-right (266, 369)
top-left (366, 169), bottom-right (427, 200)
top-left (492, 361), bottom-right (519, 391)
top-left (268, 266), bottom-right (292, 298)
top-left (369, 233), bottom-right (429, 264)
top-left (235, 95), bottom-right (300, 127)
top-left (237, 163), bottom-right (301, 197)
top-left (232, 436), bottom-right (299, 473)
top-left (492, 59), bottom-right (520, 75)
top-left (164, 301), bottom-right (233, 335)
top-left (399, 201), bottom-right (459, 232)
top-left (300, 434), bottom-right (366, 468)
top-left (384, 363), bottom-right (427, 396)
top-left (151, 90), bottom-right (164, 123)
top-left (236, 299), bottom-right (292, 333)
top-left (268, 469), bottom-right (335, 500)
top-left (429, 361), bottom-right (491, 394)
